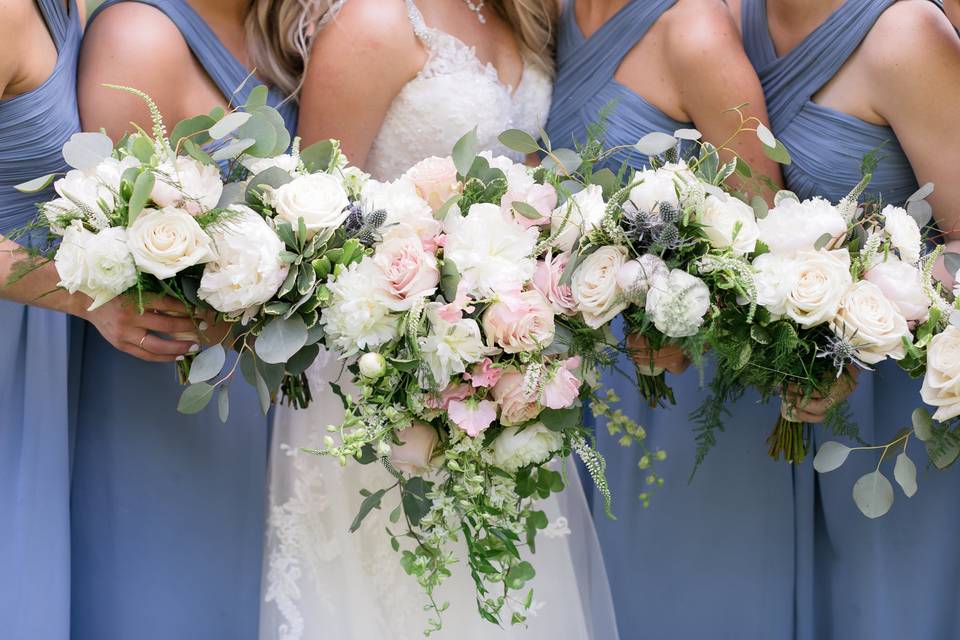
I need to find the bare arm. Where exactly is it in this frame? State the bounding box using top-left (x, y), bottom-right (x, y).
top-left (297, 0), bottom-right (424, 167)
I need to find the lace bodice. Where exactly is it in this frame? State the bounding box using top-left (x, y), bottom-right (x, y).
top-left (364, 0), bottom-right (553, 180)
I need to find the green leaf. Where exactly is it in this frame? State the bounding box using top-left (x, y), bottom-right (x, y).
top-left (912, 407), bottom-right (933, 441)
top-left (209, 106), bottom-right (226, 121)
top-left (248, 106), bottom-right (291, 157)
top-left (452, 127), bottom-right (479, 176)
top-left (893, 452), bottom-right (917, 498)
top-left (541, 148), bottom-right (581, 174)
top-left (256, 358), bottom-right (286, 395)
top-left (734, 157), bottom-right (753, 178)
top-left (177, 383), bottom-right (215, 414)
top-left (254, 367), bottom-right (271, 414)
top-left (130, 135), bottom-right (154, 163)
top-left (852, 470), bottom-right (894, 519)
top-left (188, 343), bottom-right (226, 383)
top-left (402, 476), bottom-right (433, 526)
top-left (440, 258), bottom-right (461, 302)
top-left (244, 85), bottom-right (269, 110)
top-left (497, 129), bottom-right (540, 154)
top-left (505, 561), bottom-right (536, 590)
top-left (927, 436), bottom-right (960, 470)
top-left (350, 488), bottom-right (388, 533)
top-left (297, 263), bottom-right (317, 295)
top-left (812, 441), bottom-right (851, 473)
top-left (235, 112), bottom-right (279, 157)
top-left (762, 139), bottom-right (792, 165)
top-left (211, 138), bottom-right (256, 162)
top-left (539, 406), bottom-right (580, 432)
top-left (814, 232), bottom-right (833, 250)
top-left (512, 201), bottom-right (544, 220)
top-left (171, 114), bottom-right (215, 150)
top-left (245, 166), bottom-right (293, 204)
top-left (256, 315), bottom-right (309, 364)
top-left (590, 168), bottom-right (620, 199)
top-left (300, 139), bottom-right (336, 173)
top-left (751, 195), bottom-right (768, 220)
top-left (181, 139), bottom-right (216, 165)
top-left (217, 182), bottom-right (246, 208)
top-left (756, 123), bottom-right (776, 148)
top-left (14, 173), bottom-right (58, 194)
top-left (286, 343), bottom-right (320, 376)
top-left (773, 190), bottom-right (799, 207)
top-left (217, 385), bottom-right (230, 423)
top-left (208, 111), bottom-right (252, 140)
top-left (634, 131), bottom-right (677, 157)
top-left (942, 253), bottom-right (960, 278)
top-left (127, 170), bottom-right (155, 224)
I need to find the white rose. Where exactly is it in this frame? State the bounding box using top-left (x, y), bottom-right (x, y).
top-left (55, 169), bottom-right (115, 214)
top-left (784, 249), bottom-right (852, 328)
top-left (550, 184), bottom-right (606, 253)
top-left (443, 202), bottom-right (539, 298)
top-left (127, 206), bottom-right (215, 279)
top-left (645, 269), bottom-right (711, 338)
top-left (242, 154), bottom-right (299, 176)
top-left (881, 205), bottom-right (922, 264)
top-left (362, 177), bottom-right (440, 247)
top-left (321, 258), bottom-right (400, 356)
top-left (753, 253), bottom-right (800, 318)
top-left (272, 172), bottom-right (350, 239)
top-left (419, 303), bottom-right (488, 386)
top-left (699, 193), bottom-right (760, 255)
top-left (863, 257), bottom-right (930, 322)
top-left (93, 156), bottom-right (141, 192)
top-left (758, 197), bottom-right (847, 255)
top-left (571, 245), bottom-right (630, 329)
top-left (152, 156), bottom-right (224, 215)
top-left (492, 423), bottom-right (563, 473)
top-left (197, 206), bottom-right (289, 314)
top-left (831, 281), bottom-right (911, 364)
top-left (616, 254), bottom-right (669, 305)
top-left (921, 326), bottom-right (960, 421)
top-left (57, 221), bottom-right (137, 310)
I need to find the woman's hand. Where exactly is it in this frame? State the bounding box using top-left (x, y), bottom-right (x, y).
top-left (780, 367), bottom-right (860, 423)
top-left (626, 333), bottom-right (691, 376)
top-left (80, 296), bottom-right (202, 363)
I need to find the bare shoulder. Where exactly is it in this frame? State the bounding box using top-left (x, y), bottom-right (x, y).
top-left (0, 0), bottom-right (44, 93)
top-left (317, 0), bottom-right (419, 53)
top-left (82, 2), bottom-right (192, 72)
top-left (864, 0), bottom-right (960, 84)
top-left (662, 0), bottom-right (746, 69)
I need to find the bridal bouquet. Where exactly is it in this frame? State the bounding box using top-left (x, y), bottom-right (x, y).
top-left (312, 130), bottom-right (645, 631)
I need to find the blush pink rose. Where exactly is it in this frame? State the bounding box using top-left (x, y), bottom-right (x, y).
top-left (504, 183), bottom-right (558, 229)
top-left (424, 382), bottom-right (473, 411)
top-left (465, 357), bottom-right (503, 388)
top-left (864, 258), bottom-right (931, 322)
top-left (390, 421), bottom-right (439, 474)
top-left (491, 370), bottom-right (542, 426)
top-left (533, 251), bottom-right (577, 316)
top-left (448, 399), bottom-right (498, 437)
top-left (482, 290), bottom-right (556, 353)
top-left (372, 232), bottom-right (440, 311)
top-left (404, 156), bottom-right (461, 210)
top-left (540, 357), bottom-right (582, 409)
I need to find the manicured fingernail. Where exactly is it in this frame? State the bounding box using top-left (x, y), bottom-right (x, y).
top-left (199, 321), bottom-right (209, 331)
top-left (189, 344), bottom-right (200, 353)
top-left (176, 355), bottom-right (185, 361)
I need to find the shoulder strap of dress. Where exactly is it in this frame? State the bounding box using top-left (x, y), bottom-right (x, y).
top-left (35, 0), bottom-right (72, 47)
top-left (740, 0), bottom-right (777, 69)
top-left (404, 0), bottom-right (439, 48)
top-left (88, 0), bottom-right (253, 104)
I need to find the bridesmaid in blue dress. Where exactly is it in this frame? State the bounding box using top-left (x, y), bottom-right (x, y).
top-left (545, 1), bottom-right (810, 637)
top-left (739, 1), bottom-right (960, 638)
top-left (72, 1), bottom-right (299, 638)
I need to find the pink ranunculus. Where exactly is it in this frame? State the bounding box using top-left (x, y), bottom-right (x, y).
top-left (372, 232), bottom-right (440, 311)
top-left (482, 290), bottom-right (556, 353)
top-left (436, 279), bottom-right (476, 323)
top-left (540, 357), bottom-right (582, 409)
top-left (864, 257), bottom-right (931, 323)
top-left (465, 357), bottom-right (503, 388)
top-left (448, 399), bottom-right (498, 437)
top-left (491, 369), bottom-right (542, 426)
top-left (424, 382), bottom-right (473, 411)
top-left (404, 156), bottom-right (461, 211)
top-left (533, 251), bottom-right (577, 316)
top-left (504, 183), bottom-right (558, 229)
top-left (390, 421), bottom-right (439, 475)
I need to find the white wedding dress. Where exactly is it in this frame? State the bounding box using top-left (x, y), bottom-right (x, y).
top-left (260, 2), bottom-right (619, 639)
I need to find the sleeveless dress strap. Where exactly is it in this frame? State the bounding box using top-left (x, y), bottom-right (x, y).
top-left (741, 0), bottom-right (896, 131)
top-left (35, 0), bottom-right (72, 48)
top-left (404, 0), bottom-right (441, 48)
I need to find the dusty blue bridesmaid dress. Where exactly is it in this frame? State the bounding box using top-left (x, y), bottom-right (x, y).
top-left (0, 2), bottom-right (81, 638)
top-left (70, 2), bottom-right (297, 639)
top-left (742, 1), bottom-right (960, 638)
top-left (546, 2), bottom-right (800, 638)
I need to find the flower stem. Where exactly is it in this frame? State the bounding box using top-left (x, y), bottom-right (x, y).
top-left (767, 415), bottom-right (810, 463)
top-left (636, 370), bottom-right (675, 408)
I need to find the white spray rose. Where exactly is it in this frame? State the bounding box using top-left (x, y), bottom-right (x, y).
top-left (127, 206), bottom-right (215, 279)
top-left (56, 221), bottom-right (137, 310)
top-left (921, 326), bottom-right (960, 421)
top-left (419, 303), bottom-right (488, 386)
top-left (753, 253), bottom-right (800, 318)
top-left (571, 245), bottom-right (630, 329)
top-left (151, 156), bottom-right (224, 215)
top-left (831, 281), bottom-right (911, 364)
top-left (645, 269), bottom-right (711, 338)
top-left (272, 172), bottom-right (350, 239)
top-left (863, 257), bottom-right (930, 322)
top-left (881, 205), bottom-right (922, 264)
top-left (784, 249), bottom-right (852, 327)
top-left (758, 197), bottom-right (846, 255)
top-left (699, 193), bottom-right (760, 255)
top-left (550, 184), bottom-right (606, 253)
top-left (321, 258), bottom-right (400, 356)
top-left (197, 206), bottom-right (289, 314)
top-left (492, 423), bottom-right (563, 473)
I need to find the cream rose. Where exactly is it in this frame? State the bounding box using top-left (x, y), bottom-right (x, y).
top-left (644, 269), bottom-right (711, 338)
top-left (921, 326), bottom-right (960, 421)
top-left (550, 184), bottom-right (606, 253)
top-left (699, 193), bottom-right (760, 255)
top-left (492, 423), bottom-right (563, 473)
top-left (491, 370), bottom-right (542, 426)
top-left (482, 290), bottom-right (555, 353)
top-left (758, 197), bottom-right (847, 255)
top-left (127, 206), bottom-right (215, 279)
top-left (403, 156), bottom-right (461, 210)
top-left (831, 281), bottom-right (911, 364)
top-left (881, 205), bottom-right (922, 264)
top-left (863, 257), bottom-right (930, 322)
top-left (151, 156), bottom-right (223, 215)
top-left (390, 422), bottom-right (439, 475)
top-left (272, 172), bottom-right (350, 239)
top-left (371, 230), bottom-right (440, 311)
top-left (571, 245), bottom-right (630, 329)
top-left (784, 249), bottom-right (852, 328)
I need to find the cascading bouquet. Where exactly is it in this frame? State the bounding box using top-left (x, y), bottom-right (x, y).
top-left (311, 129), bottom-right (656, 631)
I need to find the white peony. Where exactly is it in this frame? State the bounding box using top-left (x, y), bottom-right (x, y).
top-left (418, 303), bottom-right (488, 386)
top-left (830, 280), bottom-right (911, 364)
top-left (151, 156), bottom-right (224, 215)
top-left (863, 256), bottom-right (930, 322)
top-left (321, 258), bottom-right (400, 356)
top-left (127, 206), bottom-right (215, 279)
top-left (571, 245), bottom-right (630, 329)
top-left (699, 193), bottom-right (760, 255)
top-left (550, 184), bottom-right (606, 253)
top-left (492, 423), bottom-right (563, 473)
top-left (784, 249), bottom-right (852, 328)
top-left (921, 326), bottom-right (960, 421)
top-left (272, 172), bottom-right (350, 239)
top-left (752, 253), bottom-right (800, 318)
top-left (645, 269), bottom-right (711, 338)
top-left (628, 163), bottom-right (695, 218)
top-left (881, 205), bottom-right (922, 264)
top-left (241, 154), bottom-right (299, 176)
top-left (362, 177), bottom-right (440, 247)
top-left (93, 156), bottom-right (141, 192)
top-left (197, 206), bottom-right (289, 314)
top-left (443, 202), bottom-right (539, 297)
top-left (758, 197), bottom-right (847, 255)
top-left (56, 221), bottom-right (137, 310)
top-left (55, 169), bottom-right (115, 214)
top-left (616, 253), bottom-right (669, 305)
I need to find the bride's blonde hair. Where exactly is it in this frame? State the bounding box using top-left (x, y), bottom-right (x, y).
top-left (246, 0), bottom-right (559, 97)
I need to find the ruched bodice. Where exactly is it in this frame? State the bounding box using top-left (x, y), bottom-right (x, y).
top-left (741, 0), bottom-right (918, 203)
top-left (0, 0), bottom-right (81, 237)
top-left (546, 0), bottom-right (690, 171)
